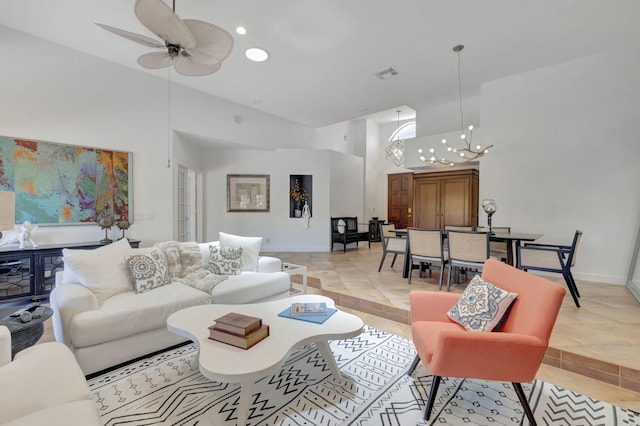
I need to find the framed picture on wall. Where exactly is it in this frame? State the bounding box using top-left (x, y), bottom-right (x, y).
top-left (227, 174), bottom-right (270, 212)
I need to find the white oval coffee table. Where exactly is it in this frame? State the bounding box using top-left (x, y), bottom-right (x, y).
top-left (167, 295), bottom-right (363, 426)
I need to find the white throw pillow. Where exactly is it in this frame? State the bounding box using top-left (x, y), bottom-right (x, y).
top-left (124, 248), bottom-right (169, 293)
top-left (219, 232), bottom-right (263, 272)
top-left (62, 238), bottom-right (134, 304)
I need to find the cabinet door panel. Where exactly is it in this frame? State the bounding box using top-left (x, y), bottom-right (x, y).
top-left (414, 181), bottom-right (440, 229)
top-left (441, 178), bottom-right (469, 227)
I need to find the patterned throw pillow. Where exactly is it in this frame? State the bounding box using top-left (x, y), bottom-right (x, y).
top-left (207, 245), bottom-right (243, 275)
top-left (447, 275), bottom-right (518, 332)
top-left (125, 249), bottom-right (169, 294)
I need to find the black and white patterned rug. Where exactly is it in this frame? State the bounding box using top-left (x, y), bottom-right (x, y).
top-left (88, 326), bottom-right (640, 426)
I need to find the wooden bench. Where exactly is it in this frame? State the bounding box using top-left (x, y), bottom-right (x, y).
top-left (330, 217), bottom-right (369, 252)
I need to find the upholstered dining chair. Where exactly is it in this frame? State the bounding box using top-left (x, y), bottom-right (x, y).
top-left (408, 259), bottom-right (566, 425)
top-left (407, 228), bottom-right (448, 288)
top-left (445, 230), bottom-right (490, 291)
top-left (477, 226), bottom-right (512, 262)
top-left (517, 230), bottom-right (583, 307)
top-left (378, 223), bottom-right (407, 272)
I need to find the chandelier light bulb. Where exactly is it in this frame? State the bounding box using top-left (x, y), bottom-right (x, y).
top-left (460, 134), bottom-right (466, 140)
top-left (476, 145), bottom-right (481, 150)
top-left (418, 148), bottom-right (423, 154)
top-left (441, 139), bottom-right (447, 144)
top-left (468, 125), bottom-right (474, 131)
top-left (429, 148), bottom-right (435, 153)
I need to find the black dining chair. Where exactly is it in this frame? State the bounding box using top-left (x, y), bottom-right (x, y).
top-left (517, 230), bottom-right (583, 307)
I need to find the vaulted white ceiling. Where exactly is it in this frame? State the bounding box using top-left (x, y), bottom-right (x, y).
top-left (2, 0), bottom-right (639, 127)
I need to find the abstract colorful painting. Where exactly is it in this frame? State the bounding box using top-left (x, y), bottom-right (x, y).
top-left (0, 136), bottom-right (132, 225)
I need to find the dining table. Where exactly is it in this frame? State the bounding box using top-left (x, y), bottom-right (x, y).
top-left (392, 229), bottom-right (543, 278)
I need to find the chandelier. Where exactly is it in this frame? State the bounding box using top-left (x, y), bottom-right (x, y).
top-left (418, 45), bottom-right (493, 166)
top-left (385, 110), bottom-right (405, 167)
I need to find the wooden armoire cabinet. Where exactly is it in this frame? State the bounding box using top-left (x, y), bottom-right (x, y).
top-left (412, 169), bottom-right (479, 230)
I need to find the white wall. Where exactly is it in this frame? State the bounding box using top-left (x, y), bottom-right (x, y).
top-left (200, 147), bottom-right (362, 251)
top-left (0, 27), bottom-right (323, 248)
top-left (475, 44), bottom-right (640, 283)
top-left (330, 152), bottom-right (365, 221)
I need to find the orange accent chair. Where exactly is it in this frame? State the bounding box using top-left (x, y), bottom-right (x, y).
top-left (408, 258), bottom-right (566, 425)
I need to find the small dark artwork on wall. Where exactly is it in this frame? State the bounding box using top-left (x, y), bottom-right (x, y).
top-left (289, 175), bottom-right (312, 218)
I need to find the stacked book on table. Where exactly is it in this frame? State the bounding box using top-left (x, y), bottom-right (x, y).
top-left (208, 312), bottom-right (269, 349)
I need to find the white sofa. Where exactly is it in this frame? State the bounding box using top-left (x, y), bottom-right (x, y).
top-left (0, 326), bottom-right (102, 426)
top-left (51, 237), bottom-right (291, 375)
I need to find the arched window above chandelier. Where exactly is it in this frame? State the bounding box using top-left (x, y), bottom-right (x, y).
top-left (389, 121), bottom-right (416, 142)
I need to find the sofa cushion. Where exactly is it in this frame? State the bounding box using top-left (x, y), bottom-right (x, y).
top-left (124, 248), bottom-right (169, 293)
top-left (3, 400), bottom-right (101, 426)
top-left (447, 275), bottom-right (518, 332)
top-left (211, 272), bottom-right (290, 304)
top-left (219, 232), bottom-right (262, 272)
top-left (62, 238), bottom-right (134, 304)
top-left (70, 283), bottom-right (211, 347)
top-left (0, 342), bottom-right (95, 424)
top-left (207, 245), bottom-right (242, 275)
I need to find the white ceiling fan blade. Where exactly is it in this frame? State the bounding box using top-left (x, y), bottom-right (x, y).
top-left (134, 0), bottom-right (196, 49)
top-left (137, 51), bottom-right (172, 69)
top-left (96, 23), bottom-right (164, 48)
top-left (175, 56), bottom-right (222, 76)
top-left (183, 19), bottom-right (233, 65)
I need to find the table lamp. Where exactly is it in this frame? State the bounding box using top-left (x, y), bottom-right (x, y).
top-left (482, 198), bottom-right (497, 234)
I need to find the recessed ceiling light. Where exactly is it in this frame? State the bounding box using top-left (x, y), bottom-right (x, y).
top-left (236, 26), bottom-right (246, 35)
top-left (245, 47), bottom-right (269, 62)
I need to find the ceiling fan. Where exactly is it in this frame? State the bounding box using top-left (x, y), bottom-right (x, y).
top-left (96, 0), bottom-right (233, 76)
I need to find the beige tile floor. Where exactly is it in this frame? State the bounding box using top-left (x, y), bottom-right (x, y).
top-left (34, 242), bottom-right (640, 412)
top-left (272, 242), bottom-right (640, 412)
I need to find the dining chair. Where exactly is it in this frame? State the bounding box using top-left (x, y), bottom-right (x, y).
top-left (378, 223), bottom-right (407, 272)
top-left (407, 228), bottom-right (448, 289)
top-left (445, 230), bottom-right (490, 291)
top-left (477, 226), bottom-right (511, 262)
top-left (408, 259), bottom-right (566, 425)
top-left (517, 230), bottom-right (583, 307)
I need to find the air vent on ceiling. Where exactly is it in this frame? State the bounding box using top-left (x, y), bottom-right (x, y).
top-left (374, 67), bottom-right (398, 80)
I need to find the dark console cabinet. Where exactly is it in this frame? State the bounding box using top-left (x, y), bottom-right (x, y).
top-left (0, 239), bottom-right (140, 303)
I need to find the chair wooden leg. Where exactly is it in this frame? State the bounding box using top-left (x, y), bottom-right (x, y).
top-left (391, 253), bottom-right (398, 267)
top-left (407, 354), bottom-right (420, 375)
top-left (408, 260), bottom-right (413, 284)
top-left (424, 375), bottom-right (441, 421)
top-left (512, 382), bottom-right (537, 426)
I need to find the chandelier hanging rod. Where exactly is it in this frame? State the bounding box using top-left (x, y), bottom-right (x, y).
top-left (418, 44), bottom-right (493, 167)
